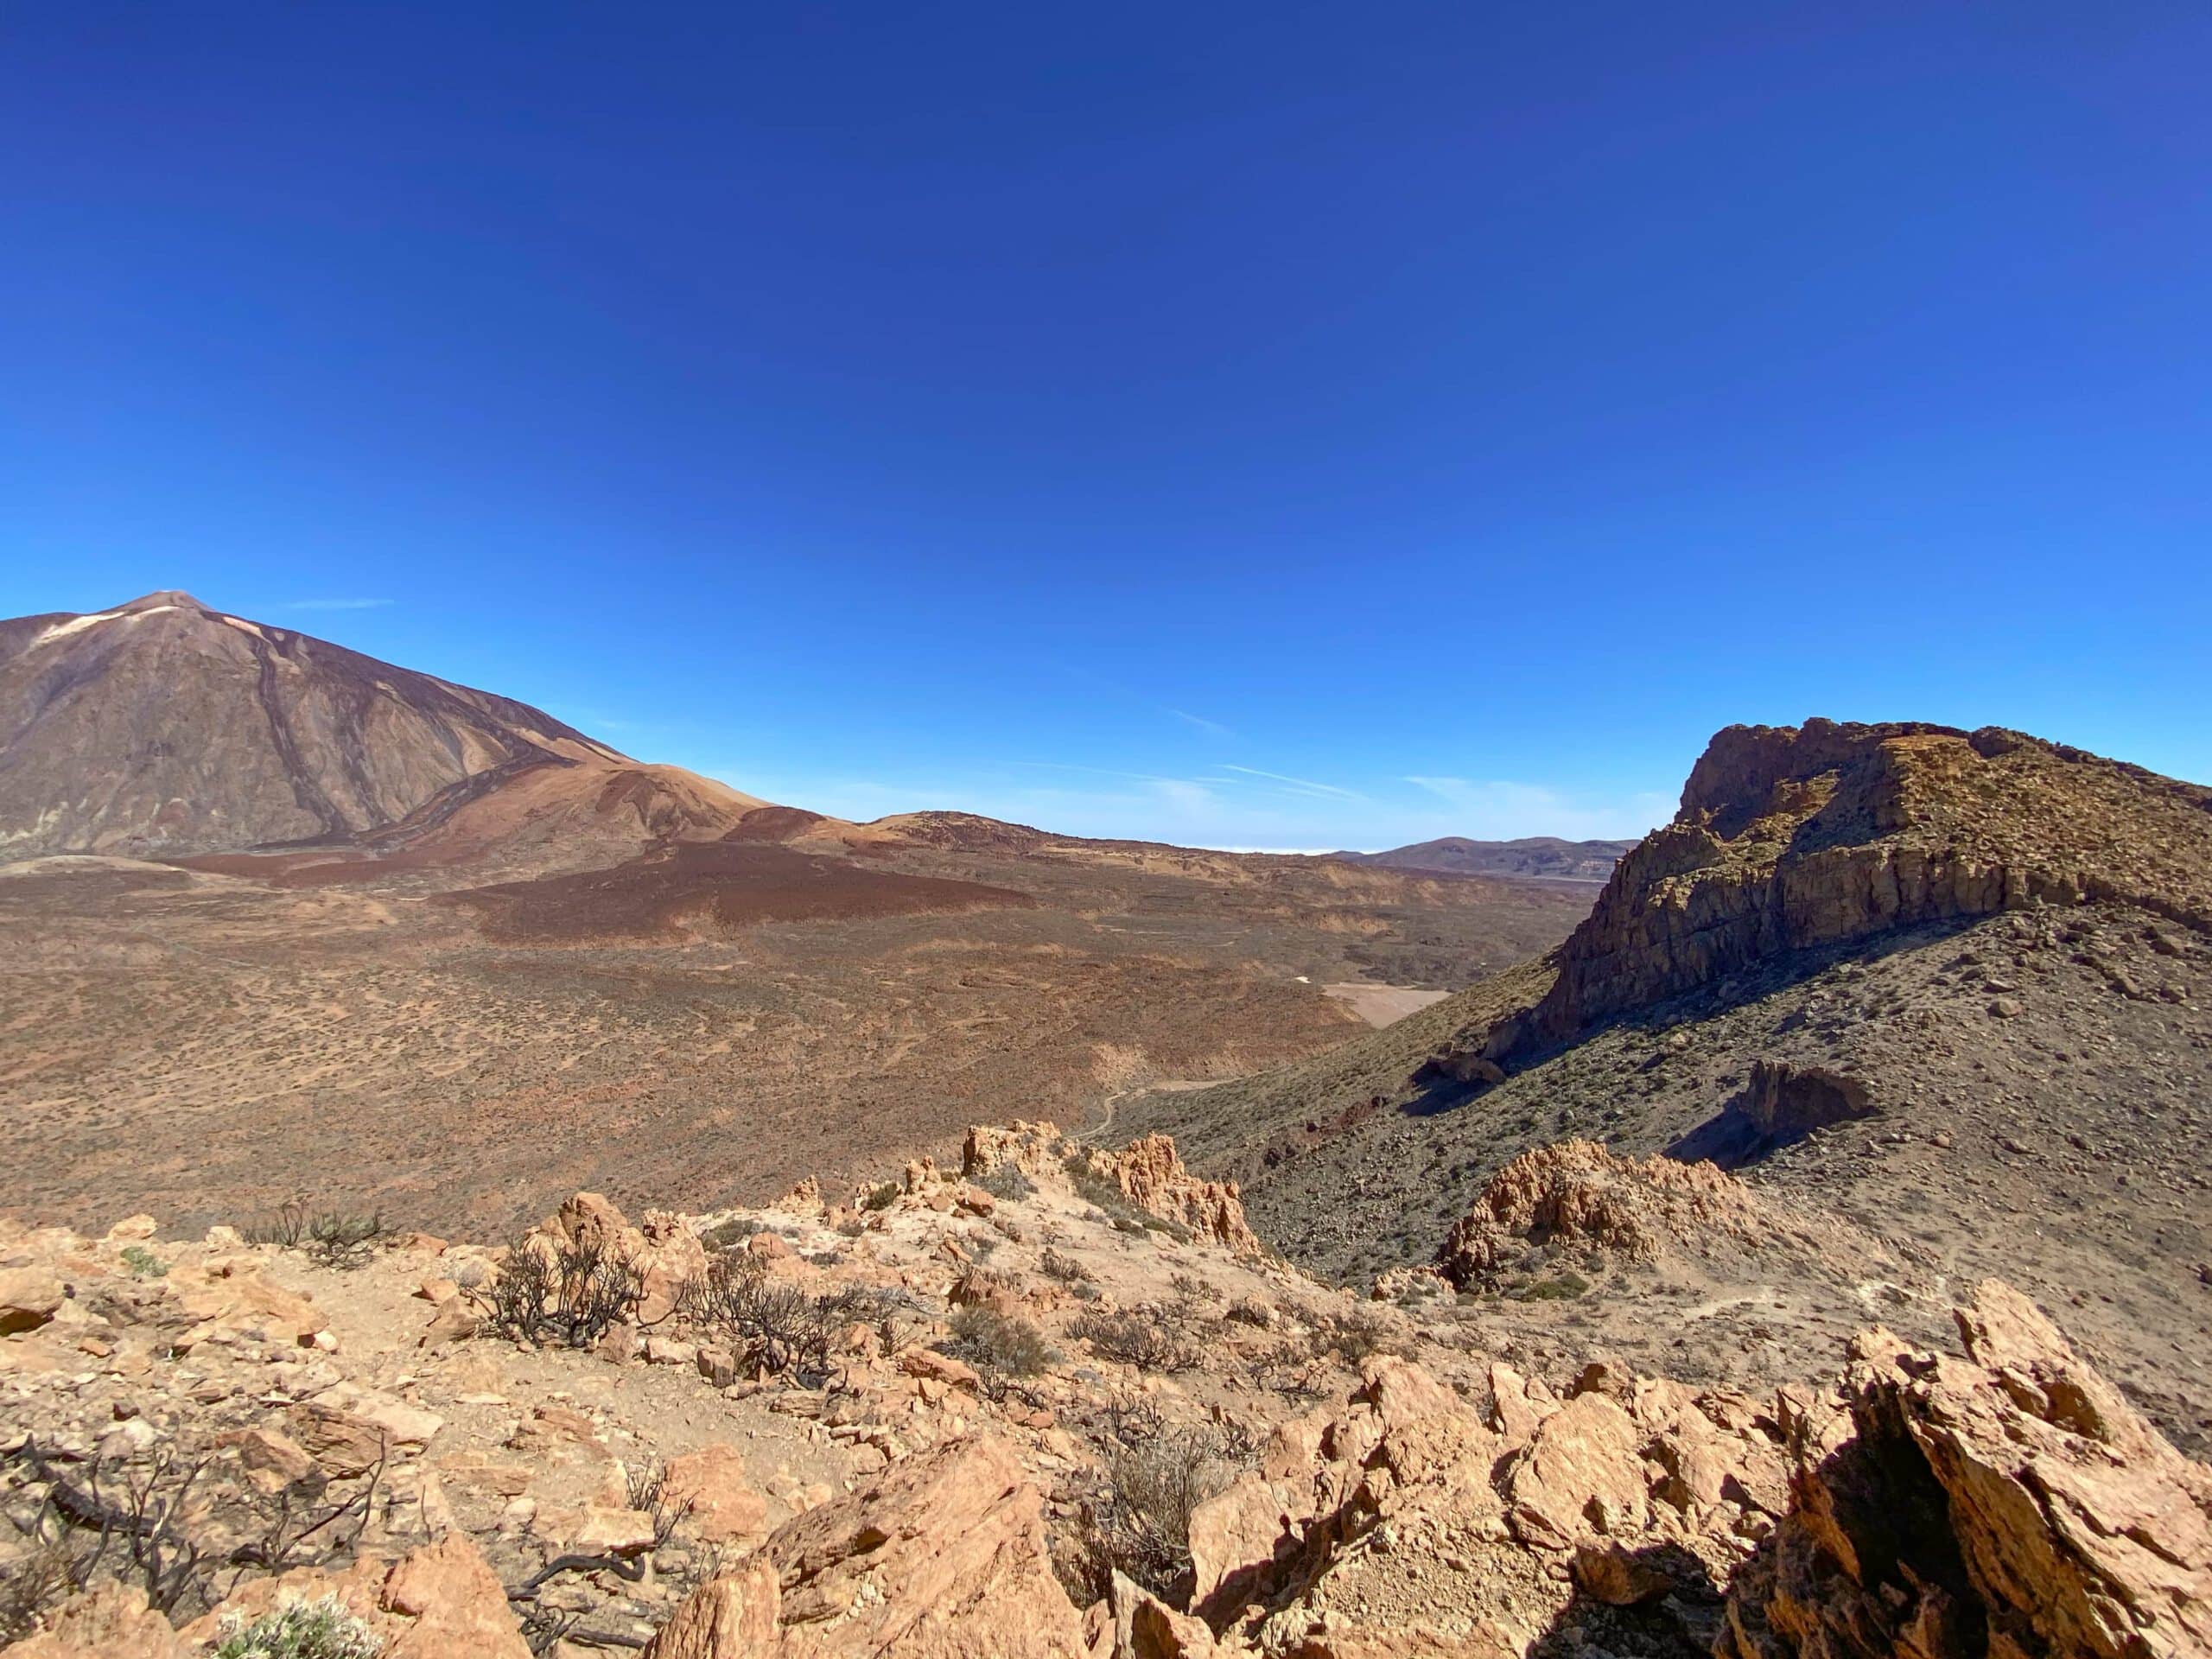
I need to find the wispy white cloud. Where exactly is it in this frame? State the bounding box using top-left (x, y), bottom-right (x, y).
top-left (1217, 764), bottom-right (1364, 801)
top-left (281, 598), bottom-right (393, 612)
top-left (1402, 777), bottom-right (1672, 841)
top-left (1165, 707), bottom-right (1234, 739)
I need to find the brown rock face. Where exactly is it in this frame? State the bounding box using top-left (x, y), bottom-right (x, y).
top-left (1720, 1281), bottom-right (2212, 1659)
top-left (0, 1580), bottom-right (183, 1659)
top-left (651, 1434), bottom-right (1091, 1657)
top-left (1073, 1134), bottom-right (1265, 1255)
top-left (1443, 720), bottom-right (2212, 1077)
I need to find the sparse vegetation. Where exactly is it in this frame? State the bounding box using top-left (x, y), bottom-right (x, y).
top-left (242, 1202), bottom-right (387, 1270)
top-left (700, 1216), bottom-right (765, 1250)
top-left (212, 1594), bottom-right (384, 1659)
top-left (973, 1164), bottom-right (1036, 1203)
top-left (677, 1251), bottom-right (892, 1384)
top-left (1515, 1270), bottom-right (1590, 1302)
top-left (488, 1231), bottom-right (645, 1348)
top-left (1058, 1403), bottom-right (1245, 1602)
top-left (945, 1306), bottom-right (1052, 1377)
top-left (1071, 1306), bottom-right (1198, 1372)
top-left (120, 1243), bottom-right (168, 1279)
top-left (861, 1181), bottom-right (900, 1211)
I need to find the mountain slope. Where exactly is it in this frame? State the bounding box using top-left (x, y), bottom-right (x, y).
top-left (1336, 835), bottom-right (1635, 881)
top-left (1121, 718), bottom-right (2212, 1451)
top-left (0, 590), bottom-right (760, 861)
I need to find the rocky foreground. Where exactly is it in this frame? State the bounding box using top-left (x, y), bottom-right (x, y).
top-left (3, 1125), bottom-right (2207, 1658)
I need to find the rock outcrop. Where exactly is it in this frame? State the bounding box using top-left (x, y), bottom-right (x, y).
top-left (1428, 1140), bottom-right (1891, 1293)
top-left (1720, 1281), bottom-right (2212, 1659)
top-left (647, 1436), bottom-right (1091, 1657)
top-left (1433, 720), bottom-right (2212, 1081)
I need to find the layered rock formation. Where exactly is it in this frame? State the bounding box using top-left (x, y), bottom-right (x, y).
top-left (1440, 720), bottom-right (2212, 1080)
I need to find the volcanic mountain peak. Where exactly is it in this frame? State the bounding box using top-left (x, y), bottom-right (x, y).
top-left (0, 591), bottom-right (756, 863)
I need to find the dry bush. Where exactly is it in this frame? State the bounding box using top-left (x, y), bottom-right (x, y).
top-left (490, 1232), bottom-right (645, 1349)
top-left (973, 1165), bottom-right (1036, 1203)
top-left (1070, 1306), bottom-right (1199, 1373)
top-left (944, 1306), bottom-right (1052, 1378)
top-left (678, 1253), bottom-right (891, 1384)
top-left (1057, 1403), bottom-right (1243, 1604)
top-left (1039, 1247), bottom-right (1092, 1284)
top-left (241, 1202), bottom-right (386, 1270)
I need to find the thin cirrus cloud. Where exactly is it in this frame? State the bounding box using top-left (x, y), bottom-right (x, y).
top-left (1165, 707), bottom-right (1234, 739)
top-left (1403, 777), bottom-right (1673, 841)
top-left (1216, 764), bottom-right (1365, 801)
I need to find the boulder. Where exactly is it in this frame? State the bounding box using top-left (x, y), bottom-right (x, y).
top-left (663, 1443), bottom-right (769, 1543)
top-left (2, 1580), bottom-right (183, 1658)
top-left (1720, 1281), bottom-right (2212, 1659)
top-left (0, 1267), bottom-right (67, 1334)
top-left (641, 1559), bottom-right (780, 1658)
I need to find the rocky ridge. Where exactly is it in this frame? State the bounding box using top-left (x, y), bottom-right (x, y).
top-left (3, 1124), bottom-right (2205, 1659)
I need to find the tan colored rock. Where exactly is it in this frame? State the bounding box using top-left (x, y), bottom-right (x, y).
top-left (2, 1580), bottom-right (183, 1658)
top-left (1721, 1281), bottom-right (2212, 1659)
top-left (219, 1423), bottom-right (321, 1493)
top-left (380, 1530), bottom-right (534, 1657)
top-left (288, 1402), bottom-right (394, 1477)
top-left (1071, 1134), bottom-right (1263, 1255)
top-left (750, 1433), bottom-right (1090, 1655)
top-left (1503, 1390), bottom-right (1648, 1548)
top-left (0, 1267), bottom-right (67, 1334)
top-left (664, 1442), bottom-right (770, 1543)
top-left (1108, 1570), bottom-right (1217, 1656)
top-left (642, 1558), bottom-right (780, 1658)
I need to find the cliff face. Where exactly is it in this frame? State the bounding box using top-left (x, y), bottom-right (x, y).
top-left (1463, 720), bottom-right (2212, 1070)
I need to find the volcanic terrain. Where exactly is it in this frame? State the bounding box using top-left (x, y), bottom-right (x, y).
top-left (0, 595), bottom-right (1593, 1240)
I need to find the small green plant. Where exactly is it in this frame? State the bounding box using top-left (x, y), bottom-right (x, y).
top-left (213, 1593), bottom-right (383, 1658)
top-left (701, 1216), bottom-right (765, 1250)
top-left (120, 1244), bottom-right (168, 1279)
top-left (861, 1182), bottom-right (900, 1211)
top-left (1515, 1270), bottom-right (1591, 1302)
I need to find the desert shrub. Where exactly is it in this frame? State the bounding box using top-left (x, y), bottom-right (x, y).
top-left (212, 1593), bottom-right (383, 1658)
top-left (1071, 1307), bottom-right (1198, 1373)
top-left (944, 1306), bottom-right (1052, 1378)
top-left (1515, 1270), bottom-right (1590, 1302)
top-left (120, 1244), bottom-right (168, 1279)
top-left (1168, 1272), bottom-right (1217, 1306)
top-left (305, 1211), bottom-right (385, 1271)
top-left (1059, 1407), bottom-right (1243, 1603)
top-left (700, 1217), bottom-right (765, 1251)
top-left (973, 1165), bottom-right (1035, 1203)
top-left (1039, 1248), bottom-right (1092, 1284)
top-left (489, 1232), bottom-right (644, 1349)
top-left (678, 1253), bottom-right (887, 1384)
top-left (861, 1182), bottom-right (900, 1211)
top-left (242, 1203), bottom-right (385, 1270)
top-left (1310, 1306), bottom-right (1397, 1365)
top-left (1224, 1297), bottom-right (1273, 1328)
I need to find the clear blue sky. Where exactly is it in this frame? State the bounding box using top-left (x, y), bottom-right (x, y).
top-left (4, 4), bottom-right (2208, 849)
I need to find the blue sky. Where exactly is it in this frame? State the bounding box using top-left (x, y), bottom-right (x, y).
top-left (4, 4), bottom-right (2208, 849)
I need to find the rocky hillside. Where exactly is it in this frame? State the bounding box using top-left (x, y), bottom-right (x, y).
top-left (1336, 836), bottom-right (1635, 883)
top-left (2, 1123), bottom-right (2202, 1657)
top-left (0, 592), bottom-right (764, 862)
top-left (1120, 720), bottom-right (2212, 1455)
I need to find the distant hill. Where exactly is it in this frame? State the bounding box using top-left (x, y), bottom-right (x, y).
top-left (1334, 835), bottom-right (1636, 881)
top-left (0, 590), bottom-right (762, 863)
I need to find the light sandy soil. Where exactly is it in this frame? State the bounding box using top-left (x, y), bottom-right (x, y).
top-left (1322, 982), bottom-right (1452, 1027)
